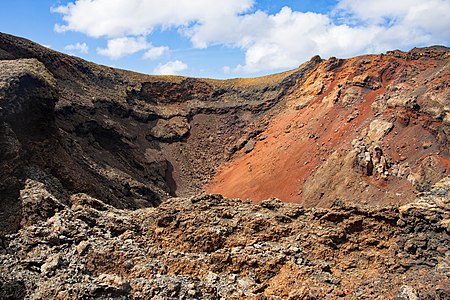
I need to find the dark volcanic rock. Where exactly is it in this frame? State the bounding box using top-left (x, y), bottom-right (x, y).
top-left (0, 58), bottom-right (58, 236)
top-left (0, 56), bottom-right (170, 227)
top-left (147, 116), bottom-right (191, 142)
top-left (139, 78), bottom-right (215, 103)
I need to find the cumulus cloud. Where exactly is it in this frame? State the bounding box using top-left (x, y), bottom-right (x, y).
top-left (97, 36), bottom-right (149, 59)
top-left (53, 0), bottom-right (450, 74)
top-left (194, 2), bottom-right (450, 73)
top-left (96, 36), bottom-right (170, 60)
top-left (334, 0), bottom-right (450, 44)
top-left (64, 42), bottom-right (88, 54)
top-left (52, 0), bottom-right (254, 38)
top-left (153, 60), bottom-right (188, 75)
top-left (143, 46), bottom-right (169, 60)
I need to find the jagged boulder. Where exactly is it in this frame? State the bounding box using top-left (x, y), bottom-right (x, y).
top-left (147, 116), bottom-right (191, 142)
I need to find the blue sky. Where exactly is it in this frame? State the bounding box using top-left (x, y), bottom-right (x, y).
top-left (1, 0), bottom-right (449, 78)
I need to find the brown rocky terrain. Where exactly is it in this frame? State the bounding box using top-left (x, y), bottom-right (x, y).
top-left (1, 176), bottom-right (449, 299)
top-left (0, 32), bottom-right (449, 298)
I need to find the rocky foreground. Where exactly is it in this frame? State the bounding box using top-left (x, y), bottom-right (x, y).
top-left (1, 177), bottom-right (449, 299)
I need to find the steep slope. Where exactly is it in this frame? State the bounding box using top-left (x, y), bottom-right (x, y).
top-left (0, 58), bottom-right (59, 235)
top-left (208, 47), bottom-right (450, 207)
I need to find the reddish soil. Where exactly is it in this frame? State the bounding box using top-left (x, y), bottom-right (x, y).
top-left (207, 50), bottom-right (450, 206)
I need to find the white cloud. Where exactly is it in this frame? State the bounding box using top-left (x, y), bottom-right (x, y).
top-left (335, 0), bottom-right (448, 26)
top-left (97, 36), bottom-right (170, 60)
top-left (53, 0), bottom-right (450, 74)
top-left (334, 0), bottom-right (450, 43)
top-left (143, 46), bottom-right (169, 60)
top-left (64, 42), bottom-right (88, 54)
top-left (153, 60), bottom-right (187, 75)
top-left (52, 0), bottom-right (254, 38)
top-left (97, 36), bottom-right (150, 59)
top-left (219, 1), bottom-right (450, 73)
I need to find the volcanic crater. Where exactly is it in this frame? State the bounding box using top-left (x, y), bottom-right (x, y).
top-left (0, 33), bottom-right (449, 299)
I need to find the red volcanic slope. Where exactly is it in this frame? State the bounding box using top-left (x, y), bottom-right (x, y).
top-left (207, 48), bottom-right (450, 207)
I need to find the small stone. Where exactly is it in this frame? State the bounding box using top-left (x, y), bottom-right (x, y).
top-left (97, 274), bottom-right (131, 292)
top-left (187, 283), bottom-right (196, 290)
top-left (258, 134), bottom-right (268, 141)
top-left (422, 142), bottom-right (432, 149)
top-left (167, 282), bottom-right (180, 294)
top-left (289, 246), bottom-right (300, 253)
top-left (228, 274), bottom-right (238, 283)
top-left (76, 240), bottom-right (89, 256)
top-left (243, 139), bottom-right (256, 153)
top-left (124, 259), bottom-right (134, 270)
top-left (205, 272), bottom-right (219, 284)
top-left (395, 285), bottom-right (418, 300)
top-left (41, 254), bottom-right (62, 276)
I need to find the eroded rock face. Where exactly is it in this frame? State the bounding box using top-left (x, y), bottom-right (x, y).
top-left (138, 78), bottom-right (215, 103)
top-left (0, 179), bottom-right (449, 299)
top-left (0, 57), bottom-right (172, 234)
top-left (147, 116), bottom-right (191, 142)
